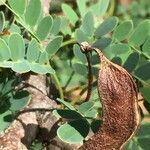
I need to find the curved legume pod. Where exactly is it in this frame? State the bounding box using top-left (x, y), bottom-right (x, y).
top-left (79, 42), bottom-right (140, 150)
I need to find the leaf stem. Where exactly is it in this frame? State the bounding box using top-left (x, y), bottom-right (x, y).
top-left (52, 73), bottom-right (64, 99)
top-left (61, 38), bottom-right (76, 48)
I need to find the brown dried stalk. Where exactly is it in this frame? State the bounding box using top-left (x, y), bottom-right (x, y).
top-left (79, 42), bottom-right (140, 150)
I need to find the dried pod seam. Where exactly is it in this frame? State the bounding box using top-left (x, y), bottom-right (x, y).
top-left (79, 42), bottom-right (140, 150)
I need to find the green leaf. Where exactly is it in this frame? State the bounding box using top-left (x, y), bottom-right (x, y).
top-left (138, 138), bottom-right (150, 150)
top-left (0, 110), bottom-right (12, 133)
top-left (8, 0), bottom-right (26, 15)
top-left (78, 101), bottom-right (94, 114)
top-left (53, 109), bottom-right (82, 119)
top-left (0, 61), bottom-right (12, 68)
top-left (60, 16), bottom-right (72, 35)
top-left (72, 63), bottom-right (87, 76)
top-left (61, 3), bottom-right (78, 26)
top-left (126, 139), bottom-right (143, 150)
top-left (123, 52), bottom-right (139, 73)
top-left (80, 11), bottom-right (94, 37)
top-left (95, 16), bottom-right (118, 37)
top-left (36, 16), bottom-right (53, 41)
top-left (134, 62), bottom-right (150, 80)
top-left (57, 119), bottom-right (89, 144)
top-left (84, 109), bottom-right (98, 118)
top-left (56, 98), bottom-right (76, 110)
top-left (10, 91), bottom-right (30, 112)
top-left (89, 0), bottom-right (109, 16)
top-left (44, 65), bottom-right (55, 74)
top-left (12, 60), bottom-right (30, 73)
top-left (140, 86), bottom-right (150, 104)
top-left (143, 36), bottom-right (150, 56)
top-left (76, 0), bottom-right (87, 17)
top-left (113, 20), bottom-right (133, 41)
top-left (9, 33), bottom-right (25, 61)
top-left (99, 0), bottom-right (110, 16)
top-left (1, 78), bottom-right (14, 95)
top-left (73, 44), bottom-right (87, 63)
top-left (110, 43), bottom-right (131, 55)
top-left (128, 20), bottom-right (150, 47)
top-left (50, 16), bottom-right (61, 35)
top-left (137, 123), bottom-right (150, 138)
top-left (39, 51), bottom-right (49, 64)
top-left (92, 37), bottom-right (112, 50)
top-left (27, 39), bottom-right (40, 62)
top-left (0, 11), bottom-right (5, 32)
top-left (9, 23), bottom-right (21, 34)
top-left (46, 36), bottom-right (63, 58)
top-left (136, 124), bottom-right (150, 150)
top-left (25, 0), bottom-right (41, 26)
top-left (30, 63), bottom-right (47, 74)
top-left (75, 29), bottom-right (89, 43)
top-left (0, 38), bottom-right (11, 61)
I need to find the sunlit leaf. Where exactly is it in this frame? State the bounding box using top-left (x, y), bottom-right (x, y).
top-left (0, 38), bottom-right (11, 61)
top-left (8, 0), bottom-right (26, 15)
top-left (110, 43), bottom-right (131, 55)
top-left (129, 20), bottom-right (150, 47)
top-left (27, 39), bottom-right (40, 62)
top-left (46, 36), bottom-right (63, 58)
top-left (80, 11), bottom-right (94, 37)
top-left (95, 16), bottom-right (118, 37)
top-left (25, 0), bottom-right (41, 26)
top-left (50, 16), bottom-right (61, 35)
top-left (93, 37), bottom-right (112, 50)
top-left (113, 20), bottom-right (133, 41)
top-left (73, 44), bottom-right (87, 63)
top-left (75, 29), bottom-right (89, 43)
top-left (9, 33), bottom-right (25, 61)
top-left (36, 16), bottom-right (53, 40)
top-left (30, 63), bottom-right (47, 74)
top-left (12, 60), bottom-right (30, 73)
top-left (76, 0), bottom-right (87, 17)
top-left (61, 3), bottom-right (78, 26)
top-left (57, 119), bottom-right (89, 143)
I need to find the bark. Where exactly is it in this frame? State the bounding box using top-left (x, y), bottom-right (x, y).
top-left (0, 74), bottom-right (80, 150)
top-left (0, 74), bottom-right (56, 150)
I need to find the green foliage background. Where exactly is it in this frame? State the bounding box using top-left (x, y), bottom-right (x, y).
top-left (0, 0), bottom-right (150, 149)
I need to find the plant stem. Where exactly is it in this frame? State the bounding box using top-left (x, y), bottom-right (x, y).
top-left (63, 71), bottom-right (75, 90)
top-left (61, 38), bottom-right (76, 48)
top-left (52, 73), bottom-right (64, 99)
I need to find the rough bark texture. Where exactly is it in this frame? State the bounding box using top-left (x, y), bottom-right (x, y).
top-left (0, 74), bottom-right (80, 150)
top-left (0, 74), bottom-right (56, 150)
top-left (79, 42), bottom-right (140, 150)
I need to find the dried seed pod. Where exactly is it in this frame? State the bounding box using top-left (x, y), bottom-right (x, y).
top-left (79, 42), bottom-right (140, 150)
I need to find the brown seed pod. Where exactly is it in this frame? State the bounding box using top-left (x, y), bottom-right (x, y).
top-left (79, 42), bottom-right (140, 150)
